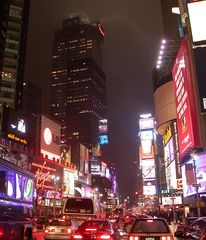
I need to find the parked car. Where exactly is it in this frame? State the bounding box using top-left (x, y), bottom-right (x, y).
top-left (72, 219), bottom-right (120, 239)
top-left (175, 217), bottom-right (206, 240)
top-left (44, 218), bottom-right (79, 240)
top-left (128, 218), bottom-right (174, 240)
top-left (176, 216), bottom-right (198, 232)
top-left (0, 214), bottom-right (33, 240)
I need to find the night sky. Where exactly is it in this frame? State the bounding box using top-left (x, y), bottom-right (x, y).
top-left (24, 0), bottom-right (164, 201)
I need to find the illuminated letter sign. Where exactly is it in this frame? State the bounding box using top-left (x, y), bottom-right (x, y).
top-left (172, 40), bottom-right (200, 156)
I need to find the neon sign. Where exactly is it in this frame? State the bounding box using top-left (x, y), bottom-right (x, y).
top-left (7, 133), bottom-right (27, 144)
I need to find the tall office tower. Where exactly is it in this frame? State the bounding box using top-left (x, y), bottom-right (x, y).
top-left (0, 0), bottom-right (30, 112)
top-left (22, 81), bottom-right (42, 117)
top-left (50, 13), bottom-right (106, 151)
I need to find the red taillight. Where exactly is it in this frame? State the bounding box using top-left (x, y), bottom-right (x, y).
top-left (73, 234), bottom-right (83, 239)
top-left (85, 228), bottom-right (97, 231)
top-left (129, 236), bottom-right (139, 240)
top-left (161, 236), bottom-right (173, 240)
top-left (45, 229), bottom-right (49, 233)
top-left (99, 234), bottom-right (111, 239)
top-left (0, 231), bottom-right (3, 236)
top-left (67, 228), bottom-right (72, 234)
top-left (147, 220), bottom-right (154, 223)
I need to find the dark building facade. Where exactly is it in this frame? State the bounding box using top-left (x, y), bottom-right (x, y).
top-left (50, 13), bottom-right (107, 151)
top-left (22, 81), bottom-right (42, 117)
top-left (0, 0), bottom-right (31, 112)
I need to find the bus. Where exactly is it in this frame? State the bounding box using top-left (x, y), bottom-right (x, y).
top-left (62, 197), bottom-right (99, 223)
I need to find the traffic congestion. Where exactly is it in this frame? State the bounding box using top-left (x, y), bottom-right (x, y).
top-left (1, 196), bottom-right (206, 240)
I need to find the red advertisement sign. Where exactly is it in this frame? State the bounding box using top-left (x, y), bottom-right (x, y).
top-left (172, 40), bottom-right (200, 156)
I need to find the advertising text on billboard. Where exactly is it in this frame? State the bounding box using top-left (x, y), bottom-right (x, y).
top-left (172, 40), bottom-right (200, 156)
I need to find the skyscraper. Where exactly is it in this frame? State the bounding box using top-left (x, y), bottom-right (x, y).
top-left (0, 0), bottom-right (30, 112)
top-left (50, 13), bottom-right (107, 151)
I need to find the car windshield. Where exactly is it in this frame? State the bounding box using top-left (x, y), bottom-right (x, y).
top-left (131, 219), bottom-right (170, 233)
top-left (49, 219), bottom-right (71, 226)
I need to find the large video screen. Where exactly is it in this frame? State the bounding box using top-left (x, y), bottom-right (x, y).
top-left (143, 184), bottom-right (156, 195)
top-left (182, 152), bottom-right (206, 197)
top-left (1, 107), bottom-right (36, 146)
top-left (188, 1), bottom-right (206, 43)
top-left (139, 117), bottom-right (154, 130)
top-left (166, 160), bottom-right (177, 191)
top-left (141, 159), bottom-right (155, 179)
top-left (0, 166), bottom-right (34, 203)
top-left (40, 115), bottom-right (60, 160)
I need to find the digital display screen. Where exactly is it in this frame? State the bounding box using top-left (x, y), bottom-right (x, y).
top-left (166, 160), bottom-right (177, 191)
top-left (0, 167), bottom-right (33, 202)
top-left (99, 135), bottom-right (108, 145)
top-left (139, 118), bottom-right (154, 130)
top-left (141, 159), bottom-right (155, 179)
top-left (162, 196), bottom-right (182, 205)
top-left (140, 141), bottom-right (155, 159)
top-left (182, 153), bottom-right (206, 197)
top-left (40, 115), bottom-right (60, 160)
top-left (188, 1), bottom-right (206, 42)
top-left (143, 185), bottom-right (156, 195)
top-left (164, 137), bottom-right (175, 167)
top-left (140, 130), bottom-right (153, 140)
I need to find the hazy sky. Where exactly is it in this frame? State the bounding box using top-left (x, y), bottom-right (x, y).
top-left (25, 0), bottom-right (164, 200)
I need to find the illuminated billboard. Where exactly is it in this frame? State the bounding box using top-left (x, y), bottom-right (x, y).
top-left (141, 159), bottom-right (155, 179)
top-left (139, 117), bottom-right (154, 130)
top-left (164, 137), bottom-right (175, 167)
top-left (40, 115), bottom-right (60, 160)
top-left (166, 160), bottom-right (177, 191)
top-left (143, 184), bottom-right (156, 196)
top-left (91, 158), bottom-right (101, 175)
top-left (63, 169), bottom-right (75, 197)
top-left (140, 130), bottom-right (153, 140)
top-left (99, 119), bottom-right (108, 134)
top-left (172, 40), bottom-right (200, 156)
top-left (140, 140), bottom-right (155, 159)
top-left (182, 152), bottom-right (206, 197)
top-left (1, 107), bottom-right (36, 146)
top-left (162, 196), bottom-right (182, 205)
top-left (99, 135), bottom-right (108, 145)
top-left (0, 166), bottom-right (34, 203)
top-left (80, 144), bottom-right (89, 174)
top-left (188, 1), bottom-right (206, 43)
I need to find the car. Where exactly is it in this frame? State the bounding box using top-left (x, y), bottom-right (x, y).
top-left (72, 219), bottom-right (120, 239)
top-left (175, 216), bottom-right (198, 233)
top-left (0, 214), bottom-right (33, 240)
top-left (113, 215), bottom-right (137, 237)
top-left (36, 216), bottom-right (48, 230)
top-left (175, 217), bottom-right (206, 240)
top-left (44, 218), bottom-right (79, 240)
top-left (128, 218), bottom-right (174, 240)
